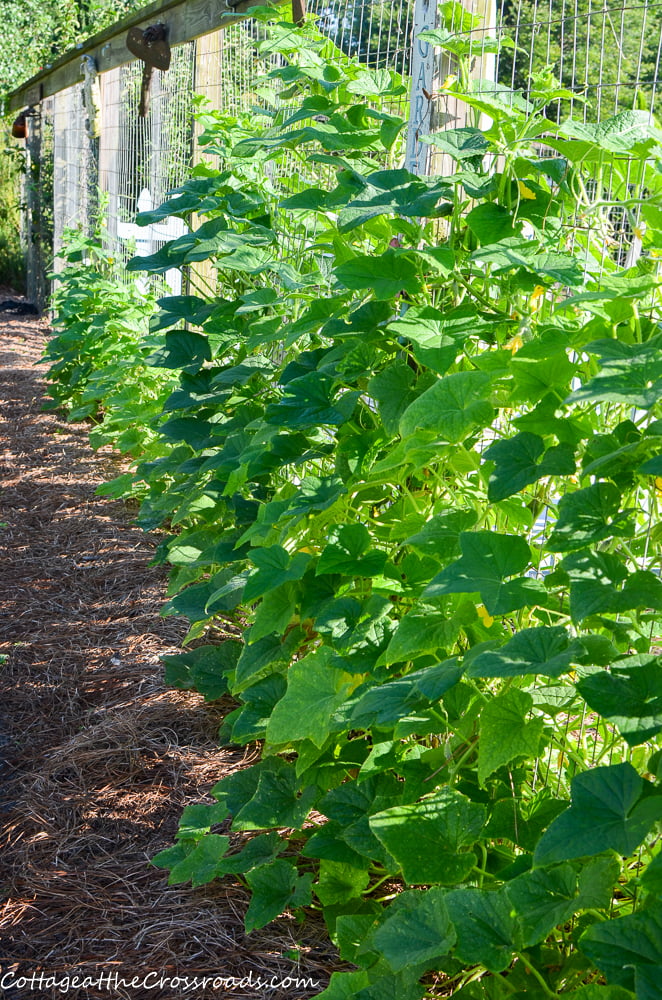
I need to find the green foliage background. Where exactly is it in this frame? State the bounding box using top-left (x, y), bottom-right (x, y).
top-left (0, 0), bottom-right (151, 96)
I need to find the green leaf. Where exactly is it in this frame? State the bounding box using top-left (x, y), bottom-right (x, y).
top-left (399, 371), bottom-right (494, 443)
top-left (232, 758), bottom-right (318, 830)
top-left (338, 171), bottom-right (452, 231)
top-left (249, 582), bottom-right (298, 643)
top-left (164, 641), bottom-right (241, 701)
top-left (580, 900), bottom-right (662, 991)
top-left (478, 688), bottom-right (544, 785)
top-left (147, 330), bottom-right (211, 374)
top-left (386, 305), bottom-right (469, 375)
top-left (507, 855), bottom-right (618, 948)
top-left (266, 372), bottom-right (359, 427)
top-left (445, 886), bottom-right (520, 973)
top-left (641, 851), bottom-right (662, 895)
top-left (566, 335), bottom-right (662, 409)
top-left (228, 674), bottom-right (287, 744)
top-left (243, 546), bottom-right (311, 603)
top-left (484, 432), bottom-right (575, 502)
top-left (556, 109), bottom-right (662, 155)
top-left (547, 482), bottom-right (633, 552)
top-left (470, 238), bottom-right (583, 285)
top-left (314, 860), bottom-right (371, 905)
top-left (466, 203), bottom-right (520, 243)
top-left (467, 626), bottom-right (584, 679)
top-left (346, 69), bottom-right (404, 96)
top-left (370, 787), bottom-right (486, 885)
top-left (152, 294), bottom-right (217, 331)
top-left (421, 126), bottom-right (490, 162)
top-left (373, 888), bottom-right (456, 972)
top-left (379, 610), bottom-right (458, 666)
top-left (576, 655), bottom-right (662, 745)
top-left (265, 647), bottom-right (355, 747)
top-left (215, 832), bottom-right (284, 874)
top-left (313, 972), bottom-right (372, 999)
top-left (234, 629), bottom-right (303, 694)
top-left (368, 362), bottom-right (419, 436)
top-left (534, 762), bottom-right (662, 866)
top-left (167, 834), bottom-right (231, 886)
top-left (317, 523), bottom-right (387, 577)
top-left (405, 508), bottom-right (477, 560)
top-left (334, 250), bottom-right (422, 300)
top-left (244, 858), bottom-right (313, 932)
top-left (507, 863), bottom-right (580, 947)
top-left (424, 531), bottom-right (544, 616)
top-left (176, 802), bottom-right (229, 840)
top-left (563, 550), bottom-right (662, 622)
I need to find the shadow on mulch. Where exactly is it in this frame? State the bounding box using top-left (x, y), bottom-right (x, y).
top-left (0, 316), bottom-right (335, 998)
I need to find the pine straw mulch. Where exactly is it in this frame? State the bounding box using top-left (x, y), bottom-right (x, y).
top-left (0, 305), bottom-right (335, 999)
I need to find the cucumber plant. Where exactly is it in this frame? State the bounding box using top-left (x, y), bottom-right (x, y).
top-left (46, 7), bottom-right (662, 998)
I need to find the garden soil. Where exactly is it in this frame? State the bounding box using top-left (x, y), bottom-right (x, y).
top-left (0, 303), bottom-right (335, 999)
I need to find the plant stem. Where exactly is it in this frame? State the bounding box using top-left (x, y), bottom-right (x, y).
top-left (515, 953), bottom-right (560, 998)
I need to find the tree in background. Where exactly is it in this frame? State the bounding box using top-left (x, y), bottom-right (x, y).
top-left (499, 0), bottom-right (662, 119)
top-left (0, 0), bottom-right (150, 97)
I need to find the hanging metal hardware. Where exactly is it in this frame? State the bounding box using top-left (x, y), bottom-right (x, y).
top-left (126, 23), bottom-right (171, 118)
top-left (11, 106), bottom-right (37, 141)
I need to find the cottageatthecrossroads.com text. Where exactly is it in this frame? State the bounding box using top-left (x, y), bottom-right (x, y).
top-left (0, 970), bottom-right (322, 993)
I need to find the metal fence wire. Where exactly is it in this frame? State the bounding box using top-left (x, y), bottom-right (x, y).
top-left (18, 0), bottom-right (659, 310)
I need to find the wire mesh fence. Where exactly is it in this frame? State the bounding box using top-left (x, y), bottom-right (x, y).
top-left (13, 1), bottom-right (662, 303)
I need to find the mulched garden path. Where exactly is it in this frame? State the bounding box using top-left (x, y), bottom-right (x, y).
top-left (0, 304), bottom-right (332, 999)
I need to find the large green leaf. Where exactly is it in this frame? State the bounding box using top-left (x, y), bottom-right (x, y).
top-left (243, 545), bottom-right (311, 603)
top-left (249, 582), bottom-right (299, 643)
top-left (547, 482), bottom-right (633, 552)
top-left (467, 626), bottom-right (584, 679)
top-left (580, 900), bottom-right (662, 991)
top-left (424, 531), bottom-right (545, 616)
top-left (337, 170), bottom-right (452, 232)
top-left (166, 834), bottom-right (230, 886)
top-left (478, 688), bottom-right (544, 785)
top-left (369, 787), bottom-right (486, 884)
top-left (556, 109), bottom-right (662, 155)
top-left (566, 335), bottom-right (662, 409)
top-left (162, 641), bottom-right (241, 701)
top-left (314, 859), bottom-right (371, 906)
top-left (563, 550), bottom-right (662, 622)
top-left (445, 886), bottom-right (520, 973)
top-left (232, 758), bottom-right (318, 830)
top-left (576, 655), bottom-right (662, 745)
top-left (386, 306), bottom-right (469, 375)
top-left (317, 523), bottom-right (387, 577)
top-left (534, 762), bottom-right (662, 866)
top-left (484, 432), bottom-right (575, 502)
top-left (244, 858), bottom-right (313, 932)
top-left (265, 372), bottom-right (359, 427)
top-left (372, 888), bottom-right (456, 972)
top-left (405, 508), bottom-right (477, 560)
top-left (334, 250), bottom-right (422, 300)
top-left (421, 126), bottom-right (490, 162)
top-left (368, 362), bottom-right (420, 435)
top-left (147, 330), bottom-right (211, 373)
top-left (399, 371), bottom-right (493, 443)
top-left (379, 609), bottom-right (459, 666)
top-left (507, 855), bottom-right (618, 947)
top-left (265, 647), bottom-right (355, 747)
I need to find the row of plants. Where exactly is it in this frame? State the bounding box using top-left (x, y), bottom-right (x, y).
top-left (44, 5), bottom-right (662, 997)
